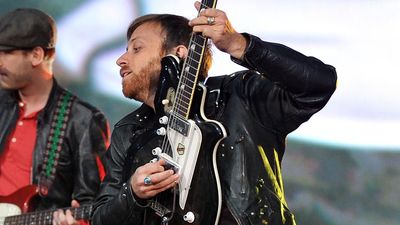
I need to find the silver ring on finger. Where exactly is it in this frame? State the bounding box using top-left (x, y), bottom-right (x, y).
top-left (207, 16), bottom-right (215, 25)
top-left (144, 176), bottom-right (152, 185)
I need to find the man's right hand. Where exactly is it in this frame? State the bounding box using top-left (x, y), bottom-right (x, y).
top-left (130, 159), bottom-right (179, 199)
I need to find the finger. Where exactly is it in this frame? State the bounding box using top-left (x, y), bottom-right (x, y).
top-left (148, 170), bottom-right (178, 189)
top-left (136, 172), bottom-right (179, 197)
top-left (71, 199), bottom-right (80, 208)
top-left (140, 174), bottom-right (180, 197)
top-left (52, 211), bottom-right (59, 225)
top-left (56, 209), bottom-right (67, 225)
top-left (65, 210), bottom-right (76, 225)
top-left (136, 160), bottom-right (165, 175)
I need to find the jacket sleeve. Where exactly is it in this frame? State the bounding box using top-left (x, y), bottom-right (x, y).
top-left (231, 33), bottom-right (337, 134)
top-left (91, 125), bottom-right (146, 225)
top-left (72, 110), bottom-right (110, 204)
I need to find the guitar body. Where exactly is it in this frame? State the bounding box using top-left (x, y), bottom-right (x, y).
top-left (154, 84), bottom-right (226, 225)
top-left (0, 185), bottom-right (38, 217)
top-left (0, 186), bottom-right (92, 225)
top-left (173, 85), bottom-right (226, 225)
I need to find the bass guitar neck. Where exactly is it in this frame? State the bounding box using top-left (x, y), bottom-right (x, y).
top-left (0, 185), bottom-right (92, 225)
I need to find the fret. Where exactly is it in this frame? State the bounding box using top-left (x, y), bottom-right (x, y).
top-left (178, 85), bottom-right (194, 96)
top-left (177, 81), bottom-right (194, 92)
top-left (183, 64), bottom-right (200, 77)
top-left (189, 37), bottom-right (206, 49)
top-left (169, 113), bottom-right (187, 123)
top-left (200, 0), bottom-right (217, 10)
top-left (178, 93), bottom-right (191, 102)
top-left (173, 106), bottom-right (188, 118)
top-left (176, 91), bottom-right (191, 102)
top-left (187, 52), bottom-right (202, 63)
top-left (174, 100), bottom-right (188, 111)
top-left (2, 205), bottom-right (92, 225)
top-left (175, 100), bottom-right (189, 112)
top-left (183, 72), bottom-right (198, 82)
top-left (187, 53), bottom-right (201, 64)
top-left (170, 0), bottom-right (216, 118)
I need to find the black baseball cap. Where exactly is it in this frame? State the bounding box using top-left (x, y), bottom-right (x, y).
top-left (0, 8), bottom-right (57, 51)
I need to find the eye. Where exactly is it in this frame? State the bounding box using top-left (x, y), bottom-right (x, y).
top-left (132, 46), bottom-right (141, 53)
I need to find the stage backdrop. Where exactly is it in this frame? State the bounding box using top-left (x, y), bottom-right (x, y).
top-left (1, 1), bottom-right (399, 224)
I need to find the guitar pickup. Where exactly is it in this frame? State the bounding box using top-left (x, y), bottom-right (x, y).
top-left (169, 116), bottom-right (190, 136)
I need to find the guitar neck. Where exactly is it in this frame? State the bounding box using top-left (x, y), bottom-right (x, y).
top-left (172, 0), bottom-right (218, 120)
top-left (2, 205), bottom-right (92, 225)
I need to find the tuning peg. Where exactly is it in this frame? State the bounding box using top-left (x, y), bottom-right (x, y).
top-left (152, 147), bottom-right (162, 155)
top-left (156, 127), bottom-right (166, 136)
top-left (159, 116), bottom-right (168, 124)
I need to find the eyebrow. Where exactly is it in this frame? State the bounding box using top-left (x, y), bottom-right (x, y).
top-left (125, 38), bottom-right (137, 51)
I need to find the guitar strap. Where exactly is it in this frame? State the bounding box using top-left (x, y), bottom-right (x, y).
top-left (38, 90), bottom-right (75, 196)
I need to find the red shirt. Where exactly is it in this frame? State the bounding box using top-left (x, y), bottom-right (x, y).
top-left (0, 102), bottom-right (38, 196)
top-left (0, 103), bottom-right (94, 225)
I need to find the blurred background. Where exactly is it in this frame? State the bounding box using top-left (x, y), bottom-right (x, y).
top-left (1, 0), bottom-right (399, 224)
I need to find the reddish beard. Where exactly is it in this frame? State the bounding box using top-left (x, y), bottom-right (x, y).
top-left (122, 56), bottom-right (161, 104)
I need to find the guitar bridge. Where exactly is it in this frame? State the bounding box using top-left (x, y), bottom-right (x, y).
top-left (149, 201), bottom-right (172, 217)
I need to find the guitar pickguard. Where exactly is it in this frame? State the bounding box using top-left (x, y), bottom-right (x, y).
top-left (0, 203), bottom-right (21, 218)
top-left (167, 119), bottom-right (203, 209)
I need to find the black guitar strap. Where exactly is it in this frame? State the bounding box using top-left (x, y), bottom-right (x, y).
top-left (38, 90), bottom-right (75, 196)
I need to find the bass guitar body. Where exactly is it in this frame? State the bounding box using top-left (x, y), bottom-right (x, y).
top-left (0, 185), bottom-right (38, 218)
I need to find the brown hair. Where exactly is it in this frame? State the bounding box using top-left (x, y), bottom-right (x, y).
top-left (127, 14), bottom-right (212, 79)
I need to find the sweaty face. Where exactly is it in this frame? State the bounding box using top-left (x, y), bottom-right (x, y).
top-left (0, 50), bottom-right (32, 90)
top-left (116, 22), bottom-right (166, 106)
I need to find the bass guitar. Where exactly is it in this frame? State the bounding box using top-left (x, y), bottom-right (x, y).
top-left (150, 0), bottom-right (226, 224)
top-left (0, 185), bottom-right (92, 225)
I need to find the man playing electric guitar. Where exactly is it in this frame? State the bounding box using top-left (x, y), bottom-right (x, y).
top-left (0, 8), bottom-right (110, 225)
top-left (92, 1), bottom-right (337, 225)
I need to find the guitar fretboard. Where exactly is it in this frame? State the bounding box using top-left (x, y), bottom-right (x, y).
top-left (172, 34), bottom-right (208, 120)
top-left (2, 205), bottom-right (92, 225)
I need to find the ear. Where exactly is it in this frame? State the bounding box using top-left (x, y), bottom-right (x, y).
top-left (173, 45), bottom-right (188, 60)
top-left (30, 47), bottom-right (45, 67)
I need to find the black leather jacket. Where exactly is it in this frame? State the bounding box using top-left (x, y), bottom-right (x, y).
top-left (92, 34), bottom-right (337, 225)
top-left (0, 79), bottom-right (110, 210)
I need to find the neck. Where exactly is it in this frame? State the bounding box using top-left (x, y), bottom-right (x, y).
top-left (18, 76), bottom-right (53, 116)
top-left (143, 91), bottom-right (156, 110)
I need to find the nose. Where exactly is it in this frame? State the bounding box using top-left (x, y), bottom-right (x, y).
top-left (116, 52), bottom-right (127, 67)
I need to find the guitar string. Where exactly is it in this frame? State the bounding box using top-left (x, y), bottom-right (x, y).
top-left (0, 205), bottom-right (91, 224)
top-left (154, 1), bottom-right (212, 222)
top-left (160, 34), bottom-right (205, 157)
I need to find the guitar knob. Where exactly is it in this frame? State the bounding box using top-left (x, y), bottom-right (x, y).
top-left (152, 147), bottom-right (162, 155)
top-left (159, 116), bottom-right (168, 124)
top-left (162, 99), bottom-right (169, 105)
top-left (156, 127), bottom-right (166, 136)
top-left (183, 212), bottom-right (195, 223)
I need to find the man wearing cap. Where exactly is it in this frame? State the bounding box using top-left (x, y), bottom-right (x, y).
top-left (0, 8), bottom-right (110, 225)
